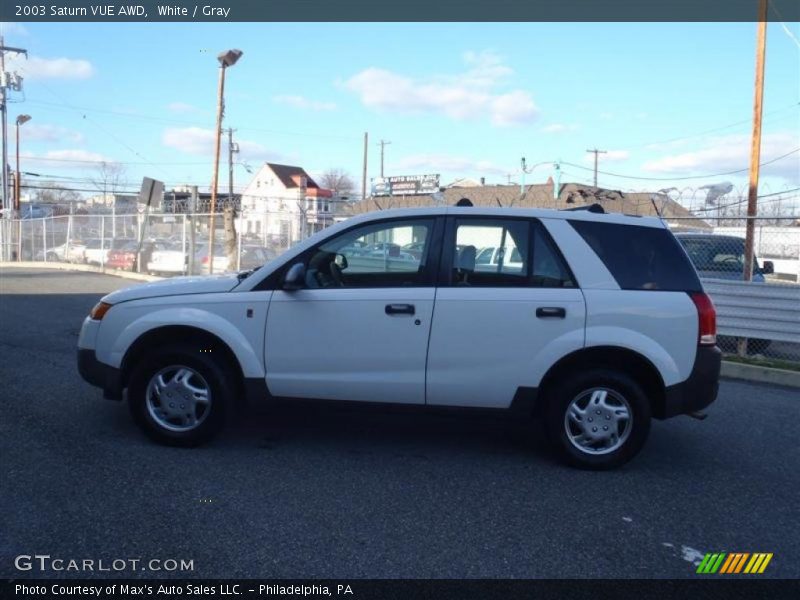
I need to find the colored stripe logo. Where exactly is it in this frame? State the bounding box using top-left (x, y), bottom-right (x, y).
top-left (696, 553), bottom-right (773, 574)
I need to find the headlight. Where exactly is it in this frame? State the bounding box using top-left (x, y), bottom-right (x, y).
top-left (90, 301), bottom-right (112, 321)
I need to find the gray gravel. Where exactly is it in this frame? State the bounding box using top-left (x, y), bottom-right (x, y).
top-left (1, 268), bottom-right (798, 579)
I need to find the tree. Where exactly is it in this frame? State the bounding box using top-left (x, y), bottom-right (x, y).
top-left (319, 168), bottom-right (355, 196)
top-left (31, 182), bottom-right (82, 206)
top-left (89, 161), bottom-right (128, 199)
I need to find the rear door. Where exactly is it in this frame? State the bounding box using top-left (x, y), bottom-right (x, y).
top-left (426, 217), bottom-right (586, 408)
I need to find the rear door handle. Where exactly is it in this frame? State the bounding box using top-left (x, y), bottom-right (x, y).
top-left (385, 303), bottom-right (415, 316)
top-left (536, 307), bottom-right (566, 319)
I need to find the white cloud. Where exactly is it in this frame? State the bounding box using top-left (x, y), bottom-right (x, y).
top-left (8, 55), bottom-right (94, 80)
top-left (395, 153), bottom-right (506, 176)
top-left (167, 102), bottom-right (202, 114)
top-left (0, 22), bottom-right (28, 36)
top-left (642, 131), bottom-right (799, 181)
top-left (162, 127), bottom-right (282, 163)
top-left (542, 123), bottom-right (579, 134)
top-left (21, 123), bottom-right (84, 144)
top-left (22, 149), bottom-right (112, 169)
top-left (274, 95), bottom-right (336, 111)
top-left (163, 127), bottom-right (214, 155)
top-left (46, 149), bottom-right (109, 162)
top-left (344, 50), bottom-right (538, 127)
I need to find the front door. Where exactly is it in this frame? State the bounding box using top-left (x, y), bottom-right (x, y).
top-left (265, 217), bottom-right (441, 404)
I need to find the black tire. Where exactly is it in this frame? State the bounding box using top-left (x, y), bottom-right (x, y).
top-left (128, 343), bottom-right (234, 446)
top-left (543, 369), bottom-right (651, 470)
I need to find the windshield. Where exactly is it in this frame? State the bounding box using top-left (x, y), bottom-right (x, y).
top-left (679, 238), bottom-right (761, 273)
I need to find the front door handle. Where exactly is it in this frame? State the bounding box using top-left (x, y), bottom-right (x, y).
top-left (385, 303), bottom-right (415, 316)
top-left (536, 306), bottom-right (566, 319)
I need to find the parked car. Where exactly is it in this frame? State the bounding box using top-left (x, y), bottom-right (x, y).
top-left (240, 245), bottom-right (275, 270)
top-left (402, 241), bottom-right (426, 260)
top-left (148, 242), bottom-right (190, 276)
top-left (676, 233), bottom-right (774, 354)
top-left (65, 240), bottom-right (87, 263)
top-left (20, 205), bottom-right (53, 219)
top-left (35, 242), bottom-right (69, 262)
top-left (78, 205), bottom-right (720, 469)
top-left (475, 245), bottom-right (525, 270)
top-left (675, 233), bottom-right (773, 282)
top-left (107, 240), bottom-right (170, 271)
top-left (84, 238), bottom-right (136, 266)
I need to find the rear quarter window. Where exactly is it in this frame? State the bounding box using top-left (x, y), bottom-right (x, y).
top-left (570, 220), bottom-right (702, 292)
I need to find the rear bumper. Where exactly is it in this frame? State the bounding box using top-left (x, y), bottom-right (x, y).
top-left (662, 345), bottom-right (721, 418)
top-left (77, 349), bottom-right (124, 400)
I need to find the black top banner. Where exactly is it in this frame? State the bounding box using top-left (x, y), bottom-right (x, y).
top-left (2, 0), bottom-right (799, 22)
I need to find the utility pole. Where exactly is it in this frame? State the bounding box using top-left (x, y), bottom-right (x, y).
top-left (586, 148), bottom-right (607, 188)
top-left (227, 128), bottom-right (238, 204)
top-left (377, 139), bottom-right (391, 178)
top-left (188, 186), bottom-right (198, 275)
top-left (0, 37), bottom-right (27, 260)
top-left (743, 0), bottom-right (768, 287)
top-left (361, 132), bottom-right (368, 201)
top-left (208, 64), bottom-right (226, 274)
top-left (225, 127), bottom-right (239, 272)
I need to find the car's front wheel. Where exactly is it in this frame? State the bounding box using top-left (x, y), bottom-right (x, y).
top-left (544, 369), bottom-right (651, 470)
top-left (128, 344), bottom-right (233, 446)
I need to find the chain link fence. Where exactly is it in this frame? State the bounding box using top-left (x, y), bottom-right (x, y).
top-left (0, 209), bottom-right (348, 275)
top-left (3, 208), bottom-right (799, 364)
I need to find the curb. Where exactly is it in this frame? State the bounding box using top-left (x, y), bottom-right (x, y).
top-left (0, 261), bottom-right (163, 282)
top-left (721, 361), bottom-right (800, 388)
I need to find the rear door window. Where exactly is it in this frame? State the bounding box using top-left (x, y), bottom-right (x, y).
top-left (570, 220), bottom-right (701, 291)
top-left (447, 218), bottom-right (575, 288)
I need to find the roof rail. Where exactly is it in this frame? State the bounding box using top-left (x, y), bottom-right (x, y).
top-left (563, 203), bottom-right (605, 214)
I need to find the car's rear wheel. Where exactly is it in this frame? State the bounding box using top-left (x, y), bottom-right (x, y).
top-left (544, 369), bottom-right (651, 470)
top-left (128, 344), bottom-right (233, 446)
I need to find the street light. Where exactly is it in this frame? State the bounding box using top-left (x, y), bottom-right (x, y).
top-left (516, 157), bottom-right (553, 205)
top-left (14, 114), bottom-right (31, 261)
top-left (207, 48), bottom-right (243, 274)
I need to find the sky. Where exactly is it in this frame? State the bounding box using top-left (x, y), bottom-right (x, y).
top-left (2, 21), bottom-right (799, 209)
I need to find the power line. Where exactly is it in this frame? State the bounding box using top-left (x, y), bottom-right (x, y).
top-left (31, 80), bottom-right (174, 181)
top-left (562, 147), bottom-right (799, 182)
top-left (626, 102), bottom-right (799, 150)
top-left (24, 98), bottom-right (361, 141)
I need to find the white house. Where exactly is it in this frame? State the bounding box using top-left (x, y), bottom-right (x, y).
top-left (240, 163), bottom-right (346, 247)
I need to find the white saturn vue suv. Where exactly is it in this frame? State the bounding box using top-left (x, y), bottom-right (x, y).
top-left (78, 204), bottom-right (721, 469)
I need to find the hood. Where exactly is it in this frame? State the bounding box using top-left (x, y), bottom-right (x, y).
top-left (103, 273), bottom-right (241, 304)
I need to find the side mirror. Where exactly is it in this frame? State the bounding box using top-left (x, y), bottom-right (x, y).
top-left (283, 262), bottom-right (306, 290)
top-left (761, 260), bottom-right (774, 275)
top-left (334, 253), bottom-right (348, 269)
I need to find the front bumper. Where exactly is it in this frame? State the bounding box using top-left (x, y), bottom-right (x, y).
top-left (77, 349), bottom-right (124, 400)
top-left (661, 345), bottom-right (722, 418)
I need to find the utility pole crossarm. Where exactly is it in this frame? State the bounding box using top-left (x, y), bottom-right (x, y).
top-left (586, 148), bottom-right (607, 188)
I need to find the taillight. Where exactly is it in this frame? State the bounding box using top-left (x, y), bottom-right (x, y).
top-left (690, 292), bottom-right (716, 346)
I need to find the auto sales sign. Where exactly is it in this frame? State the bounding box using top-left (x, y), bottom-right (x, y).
top-left (372, 174), bottom-right (440, 197)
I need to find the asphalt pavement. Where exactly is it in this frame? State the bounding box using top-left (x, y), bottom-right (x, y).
top-left (1, 267), bottom-right (798, 579)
